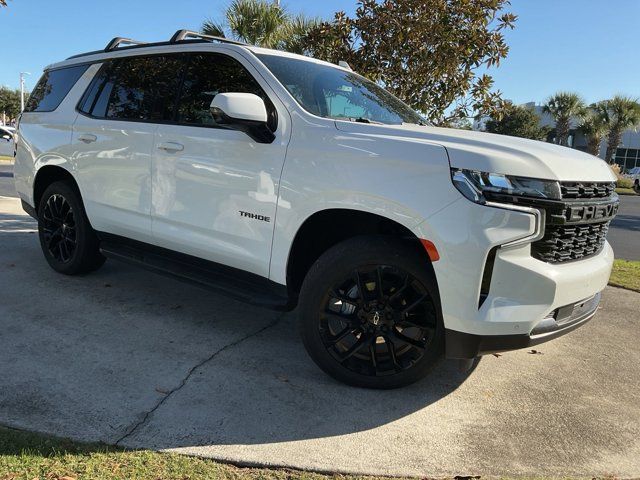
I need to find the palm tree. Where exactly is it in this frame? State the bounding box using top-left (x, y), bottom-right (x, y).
top-left (578, 104), bottom-right (608, 157)
top-left (599, 95), bottom-right (640, 164)
top-left (201, 19), bottom-right (225, 38)
top-left (278, 14), bottom-right (320, 54)
top-left (202, 0), bottom-right (318, 52)
top-left (542, 92), bottom-right (587, 147)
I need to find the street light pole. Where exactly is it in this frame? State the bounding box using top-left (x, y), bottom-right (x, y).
top-left (19, 72), bottom-right (31, 113)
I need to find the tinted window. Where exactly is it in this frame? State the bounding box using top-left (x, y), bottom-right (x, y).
top-left (25, 64), bottom-right (89, 112)
top-left (80, 56), bottom-right (182, 122)
top-left (177, 53), bottom-right (276, 130)
top-left (257, 53), bottom-right (426, 126)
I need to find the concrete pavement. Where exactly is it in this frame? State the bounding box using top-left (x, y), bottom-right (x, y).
top-left (1, 195), bottom-right (640, 477)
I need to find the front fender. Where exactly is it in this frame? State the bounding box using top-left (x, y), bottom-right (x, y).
top-left (269, 121), bottom-right (460, 285)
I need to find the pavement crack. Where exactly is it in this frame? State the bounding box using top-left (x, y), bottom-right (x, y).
top-left (114, 313), bottom-right (285, 446)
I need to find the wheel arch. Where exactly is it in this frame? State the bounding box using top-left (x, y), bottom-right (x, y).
top-left (33, 165), bottom-right (81, 209)
top-left (285, 208), bottom-right (438, 303)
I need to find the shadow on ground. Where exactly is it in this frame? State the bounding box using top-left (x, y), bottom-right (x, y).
top-left (610, 213), bottom-right (640, 232)
top-left (0, 221), bottom-right (472, 450)
top-left (0, 212), bottom-right (36, 232)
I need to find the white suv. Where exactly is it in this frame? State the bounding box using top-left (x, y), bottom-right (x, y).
top-left (14, 31), bottom-right (618, 388)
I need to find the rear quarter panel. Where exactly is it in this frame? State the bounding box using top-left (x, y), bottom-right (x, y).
top-left (15, 64), bottom-right (100, 206)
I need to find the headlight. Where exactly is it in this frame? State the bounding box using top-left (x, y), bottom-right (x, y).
top-left (451, 168), bottom-right (561, 204)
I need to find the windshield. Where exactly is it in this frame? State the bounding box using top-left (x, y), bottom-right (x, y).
top-left (256, 53), bottom-right (426, 126)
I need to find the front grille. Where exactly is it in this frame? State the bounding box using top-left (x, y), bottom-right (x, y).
top-left (530, 181), bottom-right (618, 264)
top-left (560, 182), bottom-right (615, 199)
top-left (532, 221), bottom-right (610, 263)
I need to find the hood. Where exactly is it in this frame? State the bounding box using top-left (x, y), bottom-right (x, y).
top-left (335, 122), bottom-right (616, 183)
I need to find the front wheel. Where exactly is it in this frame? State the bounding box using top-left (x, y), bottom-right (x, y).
top-left (298, 236), bottom-right (444, 389)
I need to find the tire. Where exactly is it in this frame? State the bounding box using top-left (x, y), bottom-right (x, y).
top-left (37, 181), bottom-right (105, 275)
top-left (298, 235), bottom-right (444, 389)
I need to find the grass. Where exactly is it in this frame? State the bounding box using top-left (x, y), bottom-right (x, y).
top-left (615, 177), bottom-right (638, 195)
top-left (609, 259), bottom-right (640, 293)
top-left (0, 426), bottom-right (389, 480)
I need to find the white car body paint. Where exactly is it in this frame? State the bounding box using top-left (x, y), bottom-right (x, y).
top-left (14, 40), bottom-right (617, 347)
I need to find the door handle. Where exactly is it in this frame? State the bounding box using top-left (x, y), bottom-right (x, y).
top-left (157, 142), bottom-right (184, 152)
top-left (77, 133), bottom-right (97, 144)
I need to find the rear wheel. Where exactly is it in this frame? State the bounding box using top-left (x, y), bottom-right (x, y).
top-left (37, 181), bottom-right (105, 275)
top-left (299, 236), bottom-right (444, 389)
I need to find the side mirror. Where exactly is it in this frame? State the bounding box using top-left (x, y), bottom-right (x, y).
top-left (210, 93), bottom-right (275, 144)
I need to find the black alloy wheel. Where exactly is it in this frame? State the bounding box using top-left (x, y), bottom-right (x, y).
top-left (37, 181), bottom-right (105, 275)
top-left (299, 236), bottom-right (444, 389)
top-left (320, 266), bottom-right (437, 377)
top-left (41, 193), bottom-right (77, 263)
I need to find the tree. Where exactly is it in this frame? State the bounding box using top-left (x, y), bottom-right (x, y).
top-left (0, 87), bottom-right (22, 121)
top-left (302, 0), bottom-right (517, 125)
top-left (542, 92), bottom-right (587, 147)
top-left (578, 104), bottom-right (608, 157)
top-left (202, 0), bottom-right (318, 53)
top-left (484, 103), bottom-right (550, 141)
top-left (599, 96), bottom-right (640, 164)
top-left (449, 118), bottom-right (473, 131)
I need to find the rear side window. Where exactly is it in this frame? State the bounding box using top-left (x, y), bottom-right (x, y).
top-left (177, 53), bottom-right (276, 130)
top-left (25, 64), bottom-right (89, 113)
top-left (79, 55), bottom-right (182, 122)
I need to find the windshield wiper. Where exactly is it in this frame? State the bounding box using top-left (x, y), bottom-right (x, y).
top-left (329, 116), bottom-right (386, 125)
top-left (352, 117), bottom-right (384, 125)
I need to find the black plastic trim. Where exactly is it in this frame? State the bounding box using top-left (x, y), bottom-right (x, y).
top-left (104, 37), bottom-right (148, 52)
top-left (211, 108), bottom-right (275, 144)
top-left (96, 232), bottom-right (293, 311)
top-left (21, 200), bottom-right (38, 220)
top-left (478, 246), bottom-right (498, 309)
top-left (445, 292), bottom-right (601, 359)
top-left (67, 39), bottom-right (232, 60)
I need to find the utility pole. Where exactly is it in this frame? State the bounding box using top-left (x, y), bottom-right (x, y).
top-left (19, 72), bottom-right (30, 113)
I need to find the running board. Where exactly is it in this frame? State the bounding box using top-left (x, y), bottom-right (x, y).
top-left (97, 233), bottom-right (292, 311)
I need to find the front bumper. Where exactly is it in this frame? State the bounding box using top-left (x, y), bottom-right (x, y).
top-left (413, 197), bottom-right (614, 356)
top-left (445, 292), bottom-right (601, 359)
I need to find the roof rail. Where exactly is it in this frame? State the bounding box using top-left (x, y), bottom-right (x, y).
top-left (104, 37), bottom-right (148, 52)
top-left (169, 29), bottom-right (247, 46)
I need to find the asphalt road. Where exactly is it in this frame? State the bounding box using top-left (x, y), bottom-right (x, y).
top-left (0, 163), bottom-right (15, 198)
top-left (609, 194), bottom-right (640, 261)
top-left (1, 162), bottom-right (638, 259)
top-left (1, 196), bottom-right (639, 477)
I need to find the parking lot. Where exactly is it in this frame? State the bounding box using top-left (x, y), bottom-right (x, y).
top-left (1, 191), bottom-right (640, 477)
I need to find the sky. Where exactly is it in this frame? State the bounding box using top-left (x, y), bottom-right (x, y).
top-left (0, 0), bottom-right (638, 106)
